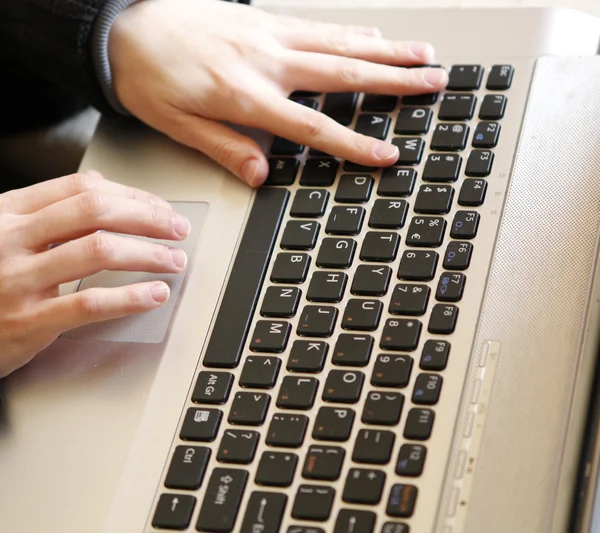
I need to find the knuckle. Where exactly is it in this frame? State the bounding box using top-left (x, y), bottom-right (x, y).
top-left (326, 33), bottom-right (352, 55)
top-left (79, 190), bottom-right (107, 220)
top-left (76, 290), bottom-right (103, 320)
top-left (67, 171), bottom-right (103, 196)
top-left (297, 113), bottom-right (324, 139)
top-left (123, 286), bottom-right (145, 311)
top-left (86, 233), bottom-right (115, 263)
top-left (337, 58), bottom-right (361, 85)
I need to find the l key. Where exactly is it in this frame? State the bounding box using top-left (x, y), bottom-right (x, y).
top-left (240, 492), bottom-right (287, 533)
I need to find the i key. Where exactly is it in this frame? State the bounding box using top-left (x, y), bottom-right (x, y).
top-left (303, 445), bottom-right (346, 480)
top-left (353, 429), bottom-right (396, 464)
top-left (332, 334), bottom-right (374, 367)
top-left (323, 370), bottom-right (365, 403)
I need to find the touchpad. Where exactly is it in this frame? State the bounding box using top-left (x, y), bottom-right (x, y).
top-left (62, 202), bottom-right (207, 343)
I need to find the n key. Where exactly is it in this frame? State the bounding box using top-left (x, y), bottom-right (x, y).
top-left (260, 286), bottom-right (301, 318)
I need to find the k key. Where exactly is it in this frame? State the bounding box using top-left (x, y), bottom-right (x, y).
top-left (287, 340), bottom-right (329, 373)
top-left (332, 334), bottom-right (374, 367)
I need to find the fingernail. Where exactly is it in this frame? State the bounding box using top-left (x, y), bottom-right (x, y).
top-left (242, 158), bottom-right (261, 187)
top-left (172, 213), bottom-right (191, 238)
top-left (150, 283), bottom-right (170, 303)
top-left (422, 68), bottom-right (448, 87)
top-left (374, 142), bottom-right (399, 161)
top-left (410, 42), bottom-right (435, 60)
top-left (169, 248), bottom-right (188, 270)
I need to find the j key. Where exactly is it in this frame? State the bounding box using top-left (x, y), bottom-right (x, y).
top-left (180, 408), bottom-right (222, 442)
top-left (343, 470), bottom-right (386, 504)
top-left (265, 157), bottom-right (299, 186)
top-left (378, 168), bottom-right (416, 197)
top-left (322, 92), bottom-right (358, 126)
top-left (404, 408), bottom-right (435, 440)
top-left (353, 429), bottom-right (396, 464)
top-left (459, 179), bottom-right (487, 207)
top-left (281, 221), bottom-right (320, 250)
top-left (271, 136), bottom-right (304, 156)
top-left (287, 340), bottom-right (329, 373)
top-left (369, 199), bottom-right (408, 229)
top-left (466, 150), bottom-right (494, 177)
top-left (335, 510), bottom-right (376, 533)
top-left (371, 354), bottom-right (413, 388)
top-left (228, 392), bottom-right (271, 425)
top-left (316, 238), bottom-right (356, 268)
top-left (313, 406), bottom-right (355, 441)
top-left (447, 64), bottom-right (483, 90)
top-left (392, 137), bottom-right (424, 165)
top-left (323, 370), bottom-right (365, 403)
top-left (266, 413), bottom-right (308, 447)
top-left (362, 390), bottom-right (404, 425)
top-left (428, 304), bottom-right (459, 334)
top-left (250, 320), bottom-right (291, 352)
top-left (270, 253), bottom-right (310, 283)
top-left (300, 158), bottom-right (339, 187)
top-left (387, 484), bottom-right (418, 518)
top-left (380, 318), bottom-right (422, 351)
top-left (436, 272), bottom-right (466, 302)
top-left (360, 232), bottom-right (400, 262)
top-left (394, 107), bottom-right (432, 134)
top-left (303, 445), bottom-right (346, 480)
top-left (355, 113), bottom-right (391, 139)
top-left (362, 94), bottom-right (399, 112)
top-left (412, 374), bottom-right (443, 405)
top-left (196, 468), bottom-right (248, 532)
top-left (342, 299), bottom-right (383, 331)
top-left (277, 376), bottom-right (319, 410)
top-left (420, 340), bottom-right (451, 371)
top-left (240, 492), bottom-right (287, 533)
top-left (332, 334), bottom-right (374, 367)
top-left (430, 123), bottom-right (469, 151)
top-left (396, 444), bottom-right (427, 477)
top-left (438, 93), bottom-right (476, 121)
top-left (335, 174), bottom-right (374, 203)
top-left (297, 305), bottom-right (338, 337)
top-left (451, 210), bottom-right (480, 239)
top-left (218, 430), bottom-right (260, 463)
top-left (240, 356), bottom-right (281, 389)
top-left (414, 184), bottom-right (454, 214)
top-left (380, 522), bottom-right (410, 533)
top-left (326, 206), bottom-right (365, 235)
top-left (165, 446), bottom-right (210, 490)
top-left (153, 494), bottom-right (196, 530)
top-left (398, 250), bottom-right (438, 281)
top-left (406, 216), bottom-right (446, 247)
top-left (307, 271), bottom-right (348, 302)
top-left (472, 122), bottom-right (500, 148)
top-left (255, 451), bottom-right (298, 487)
top-left (479, 94), bottom-right (507, 120)
top-left (403, 92), bottom-right (439, 106)
top-left (389, 283), bottom-right (430, 316)
top-left (292, 485), bottom-right (336, 521)
top-left (192, 371), bottom-right (233, 404)
top-left (290, 189), bottom-right (329, 218)
top-left (422, 153), bottom-right (462, 182)
top-left (443, 241), bottom-right (473, 270)
top-left (487, 64), bottom-right (514, 90)
top-left (260, 286), bottom-right (301, 318)
top-left (351, 265), bottom-right (392, 297)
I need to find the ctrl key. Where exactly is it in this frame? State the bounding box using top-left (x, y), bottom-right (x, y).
top-left (197, 468), bottom-right (248, 532)
top-left (387, 484), bottom-right (418, 518)
top-left (152, 493), bottom-right (196, 530)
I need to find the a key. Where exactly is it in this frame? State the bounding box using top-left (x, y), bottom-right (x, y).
top-left (323, 370), bottom-right (365, 403)
top-left (217, 430), bottom-right (260, 464)
top-left (443, 241), bottom-right (473, 270)
top-left (277, 376), bottom-right (319, 410)
top-left (312, 407), bottom-right (355, 441)
top-left (341, 299), bottom-right (383, 331)
top-left (465, 150), bottom-right (494, 177)
top-left (260, 286), bottom-right (301, 318)
top-left (420, 340), bottom-right (451, 371)
top-left (371, 354), bottom-right (413, 388)
top-left (326, 206), bottom-right (365, 235)
top-left (287, 340), bottom-right (329, 373)
top-left (438, 93), bottom-right (476, 121)
top-left (487, 64), bottom-right (514, 90)
top-left (392, 137), bottom-right (424, 165)
top-left (380, 319), bottom-right (422, 351)
top-left (307, 271), bottom-right (347, 303)
top-left (271, 136), bottom-right (304, 156)
top-left (398, 250), bottom-right (438, 281)
top-left (387, 484), bottom-right (418, 518)
top-left (239, 492), bottom-right (287, 533)
top-left (316, 238), bottom-right (356, 268)
top-left (297, 305), bottom-right (338, 337)
top-left (290, 189), bottom-right (329, 218)
top-left (323, 92), bottom-right (358, 126)
top-left (406, 216), bottom-right (446, 247)
top-left (355, 113), bottom-right (391, 139)
top-left (362, 391), bottom-right (404, 425)
top-left (153, 494), bottom-right (196, 530)
top-left (360, 232), bottom-right (400, 262)
top-left (165, 446), bottom-right (210, 490)
top-left (351, 265), bottom-right (392, 296)
top-left (280, 221), bottom-right (320, 250)
top-left (266, 413), bottom-right (308, 447)
top-left (196, 468), bottom-right (248, 532)
top-left (396, 444), bottom-right (427, 477)
top-left (332, 334), bottom-right (374, 367)
top-left (378, 168), bottom-right (416, 197)
top-left (180, 408), bottom-right (222, 442)
top-left (394, 107), bottom-right (432, 134)
top-left (412, 374), bottom-right (443, 405)
top-left (228, 392), bottom-right (271, 425)
top-left (472, 122), bottom-right (500, 148)
top-left (352, 429), bottom-right (396, 464)
top-left (362, 94), bottom-right (398, 112)
top-left (255, 451), bottom-right (298, 487)
top-left (270, 253), bottom-right (311, 283)
top-left (428, 304), bottom-right (459, 334)
top-left (403, 92), bottom-right (439, 105)
top-left (447, 64), bottom-right (483, 90)
top-left (414, 184), bottom-right (454, 214)
top-left (479, 94), bottom-right (507, 120)
top-left (422, 153), bottom-right (462, 182)
top-left (249, 320), bottom-right (291, 352)
top-left (239, 356), bottom-right (281, 389)
top-left (192, 372), bottom-right (233, 404)
top-left (458, 179), bottom-right (487, 206)
top-left (335, 174), bottom-right (374, 203)
top-left (430, 123), bottom-right (469, 151)
top-left (436, 272), bottom-right (466, 302)
top-left (343, 469), bottom-right (386, 504)
top-left (404, 408), bottom-right (435, 440)
top-left (369, 199), bottom-right (408, 229)
top-left (303, 445), bottom-right (346, 480)
top-left (292, 485), bottom-right (336, 522)
top-left (389, 283), bottom-right (430, 316)
top-left (265, 157), bottom-right (299, 186)
top-left (300, 158), bottom-right (339, 187)
top-left (451, 210), bottom-right (480, 239)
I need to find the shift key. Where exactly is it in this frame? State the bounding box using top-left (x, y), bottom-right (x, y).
top-left (197, 468), bottom-right (248, 532)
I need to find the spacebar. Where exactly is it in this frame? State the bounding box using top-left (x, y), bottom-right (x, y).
top-left (203, 187), bottom-right (289, 368)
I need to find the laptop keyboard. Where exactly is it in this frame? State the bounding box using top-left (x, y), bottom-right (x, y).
top-left (151, 64), bottom-right (515, 532)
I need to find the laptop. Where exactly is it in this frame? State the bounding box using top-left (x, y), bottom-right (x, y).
top-left (2, 5), bottom-right (600, 533)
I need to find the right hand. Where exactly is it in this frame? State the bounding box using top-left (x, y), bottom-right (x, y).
top-left (0, 171), bottom-right (190, 378)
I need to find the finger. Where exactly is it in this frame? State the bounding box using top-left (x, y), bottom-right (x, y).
top-left (275, 14), bottom-right (381, 37)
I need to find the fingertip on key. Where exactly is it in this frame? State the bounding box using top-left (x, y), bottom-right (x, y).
top-left (374, 141), bottom-right (400, 162)
top-left (422, 68), bottom-right (448, 88)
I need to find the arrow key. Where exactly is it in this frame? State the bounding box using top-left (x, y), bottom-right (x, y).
top-left (334, 509), bottom-right (376, 533)
top-left (152, 493), bottom-right (196, 530)
top-left (342, 469), bottom-right (386, 504)
top-left (240, 491), bottom-right (287, 533)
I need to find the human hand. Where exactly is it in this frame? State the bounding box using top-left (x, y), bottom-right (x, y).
top-left (109, 0), bottom-right (448, 187)
top-left (0, 171), bottom-right (190, 378)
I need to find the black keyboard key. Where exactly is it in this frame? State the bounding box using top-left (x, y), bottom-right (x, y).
top-left (422, 153), bottom-right (462, 182)
top-left (398, 250), bottom-right (438, 281)
top-left (281, 221), bottom-right (320, 250)
top-left (297, 305), bottom-right (338, 337)
top-left (458, 178), bottom-right (487, 206)
top-left (344, 161), bottom-right (378, 172)
top-left (380, 522), bottom-right (410, 533)
top-left (342, 299), bottom-right (383, 331)
top-left (479, 94), bottom-right (507, 120)
top-left (369, 199), bottom-right (408, 229)
top-left (360, 231), bottom-right (400, 262)
top-left (428, 304), bottom-right (459, 334)
top-left (414, 184), bottom-right (454, 214)
top-left (487, 64), bottom-right (514, 90)
top-left (286, 528), bottom-right (325, 533)
top-left (450, 210), bottom-right (480, 239)
top-left (303, 445), bottom-right (346, 480)
top-left (351, 265), bottom-right (392, 296)
top-left (438, 93), bottom-right (476, 120)
top-left (412, 374), bottom-right (443, 405)
top-left (362, 390), bottom-right (404, 425)
top-left (260, 286), bottom-right (301, 318)
top-left (465, 149), bottom-right (494, 177)
top-left (307, 271), bottom-right (347, 302)
top-left (371, 354), bottom-right (413, 388)
top-left (165, 446), bottom-right (210, 490)
top-left (436, 272), bottom-right (466, 302)
top-left (250, 320), bottom-right (291, 352)
top-left (323, 370), bottom-right (365, 403)
top-left (323, 92), bottom-right (358, 126)
top-left (406, 216), bottom-right (446, 247)
top-left (404, 408), bottom-right (435, 440)
top-left (265, 157), bottom-right (299, 186)
top-left (266, 413), bottom-right (308, 447)
top-left (333, 334), bottom-right (374, 367)
top-left (277, 376), bottom-right (319, 410)
top-left (316, 238), bottom-right (356, 268)
top-left (300, 158), bottom-right (339, 187)
top-left (291, 91), bottom-right (322, 97)
top-left (443, 241), bottom-right (473, 270)
top-left (326, 206), bottom-right (365, 235)
top-left (353, 429), bottom-right (395, 464)
top-left (342, 470), bottom-right (385, 505)
top-left (239, 492), bottom-right (287, 533)
top-left (355, 113), bottom-right (391, 139)
top-left (292, 485), bottom-right (336, 521)
top-left (420, 340), bottom-right (450, 371)
top-left (392, 137), bottom-right (424, 165)
top-left (362, 94), bottom-right (398, 112)
top-left (180, 408), bottom-right (222, 442)
top-left (313, 407), bottom-right (355, 441)
top-left (291, 189), bottom-right (329, 218)
top-left (287, 340), bottom-right (329, 373)
top-left (335, 174), bottom-right (374, 203)
top-left (387, 484), bottom-right (418, 518)
top-left (228, 392), bottom-right (271, 425)
top-left (394, 107), bottom-right (432, 134)
top-left (218, 430), bottom-right (260, 464)
top-left (402, 92), bottom-right (439, 105)
top-left (270, 253), bottom-right (310, 283)
top-left (430, 123), bottom-right (469, 151)
top-left (335, 511), bottom-right (377, 533)
top-left (271, 136), bottom-right (304, 156)
top-left (389, 283), bottom-right (430, 316)
top-left (396, 444), bottom-right (427, 477)
top-left (472, 122), bottom-right (500, 148)
top-left (290, 96), bottom-right (319, 110)
top-left (240, 356), bottom-right (281, 389)
top-left (196, 470), bottom-right (248, 532)
top-left (447, 64), bottom-right (483, 90)
top-left (255, 452), bottom-right (297, 487)
top-left (192, 372), bottom-right (233, 404)
top-left (153, 494), bottom-right (196, 530)
top-left (380, 319), bottom-right (422, 351)
top-left (378, 168), bottom-right (416, 197)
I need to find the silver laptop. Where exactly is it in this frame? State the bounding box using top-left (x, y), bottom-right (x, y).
top-left (2, 5), bottom-right (600, 533)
